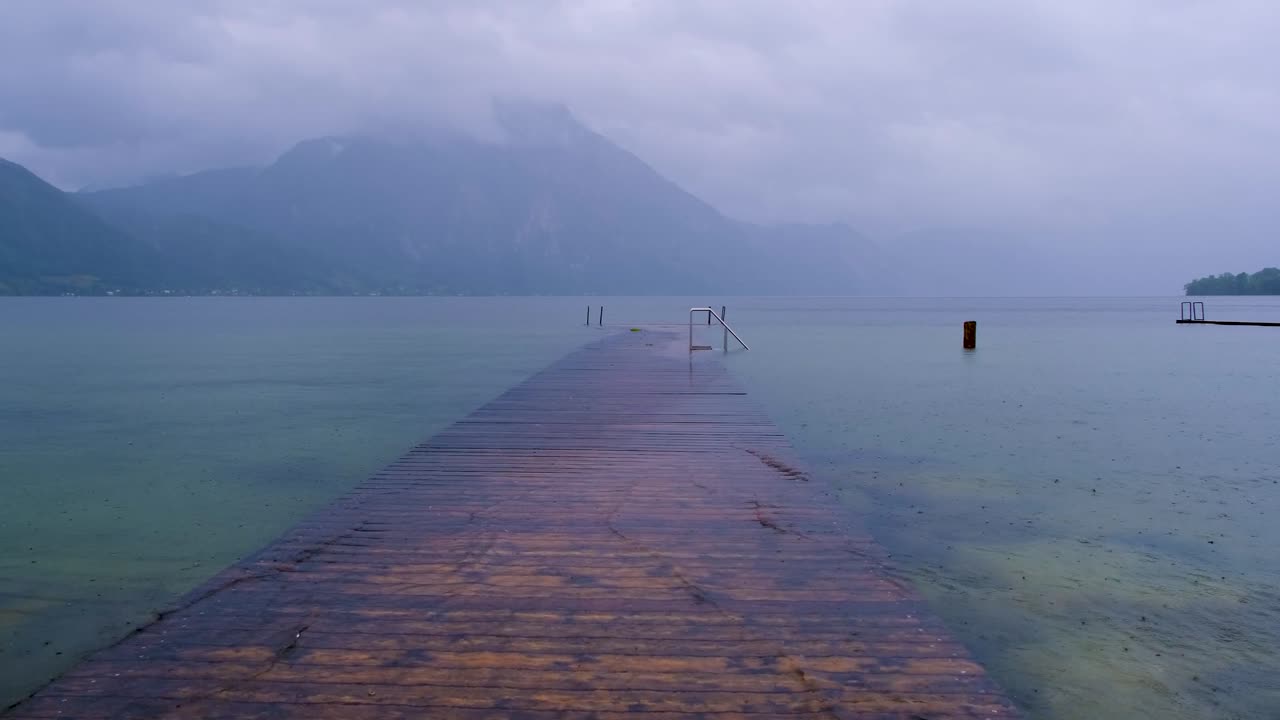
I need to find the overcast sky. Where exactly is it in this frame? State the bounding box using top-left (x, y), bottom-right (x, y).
top-left (2, 1), bottom-right (1276, 292)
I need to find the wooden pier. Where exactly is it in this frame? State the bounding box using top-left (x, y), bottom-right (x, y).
top-left (7, 330), bottom-right (1018, 719)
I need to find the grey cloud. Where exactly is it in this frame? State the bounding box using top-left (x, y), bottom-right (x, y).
top-left (1, 0), bottom-right (1277, 292)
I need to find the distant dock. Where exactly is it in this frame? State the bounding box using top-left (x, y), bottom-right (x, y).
top-left (1176, 300), bottom-right (1279, 326)
top-left (1175, 319), bottom-right (1280, 326)
top-left (7, 330), bottom-right (1018, 718)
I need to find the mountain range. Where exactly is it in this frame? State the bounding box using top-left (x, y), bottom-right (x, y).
top-left (1, 102), bottom-right (878, 296)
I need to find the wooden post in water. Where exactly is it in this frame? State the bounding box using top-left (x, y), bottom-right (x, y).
top-left (963, 321), bottom-right (977, 349)
top-left (586, 306), bottom-right (591, 326)
top-left (599, 306), bottom-right (604, 327)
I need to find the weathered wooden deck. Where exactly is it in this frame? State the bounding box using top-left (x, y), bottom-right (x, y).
top-left (8, 329), bottom-right (1018, 719)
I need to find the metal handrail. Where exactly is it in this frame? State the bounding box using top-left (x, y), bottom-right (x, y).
top-left (689, 307), bottom-right (749, 352)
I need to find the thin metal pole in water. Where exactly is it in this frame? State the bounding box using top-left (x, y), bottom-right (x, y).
top-left (598, 306), bottom-right (604, 327)
top-left (722, 306), bottom-right (728, 352)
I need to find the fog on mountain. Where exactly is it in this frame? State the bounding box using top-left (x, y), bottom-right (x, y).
top-left (3, 101), bottom-right (887, 296)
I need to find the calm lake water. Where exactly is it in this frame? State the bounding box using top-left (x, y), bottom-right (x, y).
top-left (2, 296), bottom-right (1278, 719)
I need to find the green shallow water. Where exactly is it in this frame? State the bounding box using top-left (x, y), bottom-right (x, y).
top-left (718, 296), bottom-right (1280, 720)
top-left (0, 297), bottom-right (597, 707)
top-left (2, 296), bottom-right (1278, 719)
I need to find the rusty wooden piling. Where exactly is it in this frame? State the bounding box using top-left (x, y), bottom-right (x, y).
top-left (964, 320), bottom-right (977, 349)
top-left (6, 330), bottom-right (1019, 719)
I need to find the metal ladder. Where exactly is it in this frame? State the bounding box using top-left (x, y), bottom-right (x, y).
top-left (689, 307), bottom-right (749, 352)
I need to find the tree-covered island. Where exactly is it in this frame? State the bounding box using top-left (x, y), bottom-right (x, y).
top-left (1185, 268), bottom-right (1280, 295)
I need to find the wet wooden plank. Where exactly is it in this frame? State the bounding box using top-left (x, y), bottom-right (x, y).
top-left (5, 329), bottom-right (1020, 719)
